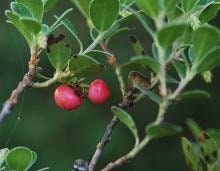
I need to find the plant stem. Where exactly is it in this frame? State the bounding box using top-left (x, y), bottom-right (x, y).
top-left (169, 71), bottom-right (193, 100)
top-left (102, 135), bottom-right (152, 171)
top-left (0, 48), bottom-right (39, 124)
top-left (83, 33), bottom-right (105, 55)
top-left (88, 41), bottom-right (126, 171)
top-left (101, 101), bottom-right (168, 171)
top-left (32, 71), bottom-right (70, 88)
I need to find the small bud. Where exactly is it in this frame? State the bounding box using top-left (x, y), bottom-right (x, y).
top-left (37, 33), bottom-right (47, 49)
top-left (202, 70), bottom-right (212, 83)
top-left (190, 14), bottom-right (201, 31)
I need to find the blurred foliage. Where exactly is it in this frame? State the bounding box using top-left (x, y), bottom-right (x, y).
top-left (0, 0), bottom-right (220, 170)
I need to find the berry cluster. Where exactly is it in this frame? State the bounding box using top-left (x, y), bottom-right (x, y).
top-left (54, 79), bottom-right (110, 111)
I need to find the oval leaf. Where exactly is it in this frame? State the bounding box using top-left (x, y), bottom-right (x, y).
top-left (157, 23), bottom-right (187, 50)
top-left (111, 106), bottom-right (139, 145)
top-left (197, 46), bottom-right (220, 73)
top-left (181, 137), bottom-right (203, 171)
top-left (6, 147), bottom-right (36, 171)
top-left (10, 2), bottom-right (32, 18)
top-left (179, 90), bottom-right (211, 100)
top-left (68, 55), bottom-right (105, 76)
top-left (206, 128), bottom-right (220, 148)
top-left (16, 0), bottom-right (43, 22)
top-left (89, 0), bottom-right (119, 31)
top-left (20, 17), bottom-right (41, 35)
top-left (135, 0), bottom-right (160, 19)
top-left (47, 42), bottom-right (71, 71)
top-left (135, 85), bottom-right (162, 104)
top-left (198, 131), bottom-right (218, 165)
top-left (182, 0), bottom-right (200, 12)
top-left (192, 25), bottom-right (220, 62)
top-left (5, 10), bottom-right (32, 45)
top-left (186, 118), bottom-right (202, 139)
top-left (120, 0), bottom-right (135, 6)
top-left (146, 122), bottom-right (182, 139)
top-left (130, 56), bottom-right (159, 73)
top-left (43, 0), bottom-right (58, 12)
top-left (72, 0), bottom-right (92, 18)
top-left (58, 19), bottom-right (83, 53)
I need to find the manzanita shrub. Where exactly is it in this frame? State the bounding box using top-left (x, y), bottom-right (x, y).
top-left (1, 0), bottom-right (220, 170)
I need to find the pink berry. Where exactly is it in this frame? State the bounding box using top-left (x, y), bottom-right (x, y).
top-left (88, 79), bottom-right (110, 104)
top-left (54, 85), bottom-right (82, 111)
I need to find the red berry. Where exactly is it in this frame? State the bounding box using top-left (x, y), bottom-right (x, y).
top-left (54, 85), bottom-right (82, 111)
top-left (88, 79), bottom-right (110, 104)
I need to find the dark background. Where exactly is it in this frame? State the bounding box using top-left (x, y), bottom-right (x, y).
top-left (0, 1), bottom-right (220, 171)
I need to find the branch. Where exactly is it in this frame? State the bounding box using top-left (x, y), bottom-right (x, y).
top-left (88, 92), bottom-right (144, 171)
top-left (101, 100), bottom-right (168, 171)
top-left (88, 41), bottom-right (127, 171)
top-left (0, 49), bottom-right (39, 124)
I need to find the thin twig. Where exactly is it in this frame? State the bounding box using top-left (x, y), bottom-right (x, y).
top-left (101, 99), bottom-right (168, 171)
top-left (88, 42), bottom-right (127, 171)
top-left (0, 49), bottom-right (39, 124)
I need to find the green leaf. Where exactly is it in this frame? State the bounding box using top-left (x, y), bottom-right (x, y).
top-left (182, 0), bottom-right (200, 12)
top-left (5, 10), bottom-right (32, 45)
top-left (20, 17), bottom-right (41, 35)
top-left (198, 131), bottom-right (218, 164)
top-left (43, 0), bottom-right (58, 12)
top-left (146, 122), bottom-right (182, 139)
top-left (41, 24), bottom-right (50, 33)
top-left (192, 25), bottom-right (220, 62)
top-left (72, 0), bottom-right (91, 18)
top-left (130, 56), bottom-right (160, 73)
top-left (89, 0), bottom-right (120, 31)
top-left (6, 147), bottom-right (37, 171)
top-left (47, 42), bottom-right (71, 71)
top-left (68, 55), bottom-right (105, 76)
top-left (0, 149), bottom-right (9, 168)
top-left (196, 46), bottom-right (220, 73)
top-left (48, 8), bottom-right (73, 34)
top-left (157, 24), bottom-right (187, 50)
top-left (130, 35), bottom-right (146, 56)
top-left (111, 106), bottom-right (139, 145)
top-left (10, 2), bottom-right (32, 18)
top-left (199, 2), bottom-right (220, 23)
top-left (206, 128), bottom-right (220, 148)
top-left (135, 0), bottom-right (160, 19)
top-left (179, 90), bottom-right (211, 100)
top-left (85, 50), bottom-right (112, 58)
top-left (181, 137), bottom-right (203, 171)
top-left (120, 0), bottom-right (135, 7)
top-left (167, 4), bottom-right (183, 21)
top-left (106, 27), bottom-right (131, 44)
top-left (135, 85), bottom-right (162, 104)
top-left (58, 18), bottom-right (83, 53)
top-left (186, 118), bottom-right (202, 139)
top-left (173, 59), bottom-right (186, 80)
top-left (164, 0), bottom-right (179, 11)
top-left (90, 27), bottom-right (99, 40)
top-left (16, 0), bottom-right (43, 22)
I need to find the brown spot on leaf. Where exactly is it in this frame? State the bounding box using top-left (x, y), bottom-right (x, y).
top-left (204, 155), bottom-right (211, 163)
top-left (213, 150), bottom-right (218, 159)
top-left (199, 131), bottom-right (210, 143)
top-left (129, 35), bottom-right (137, 43)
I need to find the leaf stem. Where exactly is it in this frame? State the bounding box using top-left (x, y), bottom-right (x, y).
top-left (32, 71), bottom-right (71, 88)
top-left (82, 33), bottom-right (105, 55)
